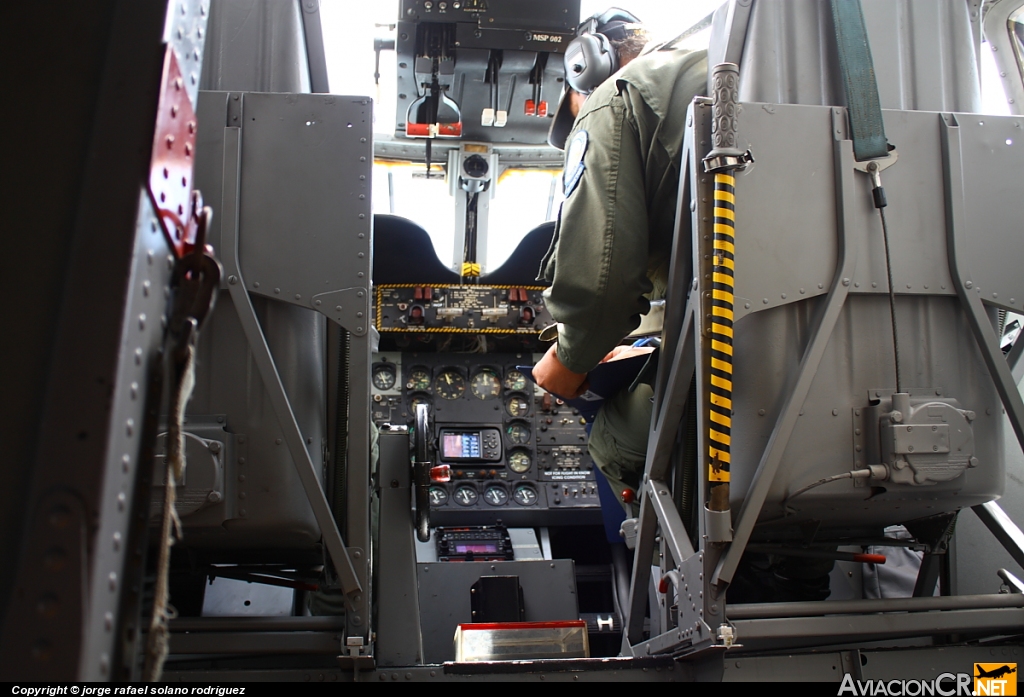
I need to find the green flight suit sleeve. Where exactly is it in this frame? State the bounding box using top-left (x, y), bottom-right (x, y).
top-left (540, 86), bottom-right (653, 374)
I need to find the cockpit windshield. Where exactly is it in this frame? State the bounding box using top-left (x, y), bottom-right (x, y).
top-left (320, 0), bottom-right (1021, 274)
top-left (321, 0), bottom-right (724, 273)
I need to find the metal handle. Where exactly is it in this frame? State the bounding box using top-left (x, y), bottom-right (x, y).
top-left (703, 63), bottom-right (752, 173)
top-left (413, 403), bottom-right (432, 543)
top-left (710, 63), bottom-right (741, 155)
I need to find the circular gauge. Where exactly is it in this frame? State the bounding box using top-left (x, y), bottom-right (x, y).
top-left (406, 368), bottom-right (431, 391)
top-left (434, 370), bottom-right (466, 400)
top-left (372, 365), bottom-right (396, 390)
top-left (470, 369), bottom-right (502, 400)
top-left (453, 485), bottom-right (478, 507)
top-left (409, 393), bottom-right (432, 415)
top-left (508, 450), bottom-right (531, 473)
top-left (513, 484), bottom-right (538, 506)
top-left (483, 486), bottom-right (509, 506)
top-left (505, 394), bottom-right (530, 417)
top-left (504, 370), bottom-right (528, 392)
top-left (428, 486), bottom-right (449, 506)
top-left (506, 422), bottom-right (531, 445)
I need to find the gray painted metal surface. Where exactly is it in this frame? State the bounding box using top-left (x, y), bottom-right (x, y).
top-left (732, 605), bottom-right (1024, 652)
top-left (623, 97), bottom-right (1024, 658)
top-left (199, 0), bottom-right (311, 94)
top-left (188, 109), bottom-right (328, 552)
top-left (719, 104), bottom-right (1021, 529)
top-left (185, 0), bottom-right (375, 646)
top-left (376, 428), bottom-right (424, 667)
top-left (234, 92), bottom-right (373, 336)
top-left (163, 0), bottom-right (210, 108)
top-left (417, 560), bottom-right (579, 663)
top-left (729, 0), bottom-right (981, 113)
top-left (984, 0), bottom-right (1024, 116)
top-left (299, 0), bottom-right (330, 94)
top-left (218, 123), bottom-right (360, 592)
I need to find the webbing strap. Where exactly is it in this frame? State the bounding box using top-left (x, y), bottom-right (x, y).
top-left (830, 0), bottom-right (890, 161)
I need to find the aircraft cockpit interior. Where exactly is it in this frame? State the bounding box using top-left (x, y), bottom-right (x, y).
top-left (8, 0), bottom-right (1024, 683)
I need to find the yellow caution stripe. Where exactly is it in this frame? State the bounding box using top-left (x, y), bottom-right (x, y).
top-left (708, 172), bottom-right (736, 484)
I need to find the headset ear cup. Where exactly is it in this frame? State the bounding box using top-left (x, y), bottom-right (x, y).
top-left (564, 32), bottom-right (618, 94)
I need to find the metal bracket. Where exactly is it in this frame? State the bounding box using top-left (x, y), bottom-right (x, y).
top-left (313, 287), bottom-right (370, 336)
top-left (852, 148), bottom-right (898, 183)
top-left (941, 113), bottom-right (1024, 460)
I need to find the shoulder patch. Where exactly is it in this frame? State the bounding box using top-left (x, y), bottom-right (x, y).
top-left (563, 129), bottom-right (588, 197)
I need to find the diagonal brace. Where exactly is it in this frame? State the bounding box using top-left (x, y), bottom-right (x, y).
top-left (218, 127), bottom-right (361, 595)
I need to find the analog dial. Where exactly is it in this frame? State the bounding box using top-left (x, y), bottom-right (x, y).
top-left (505, 394), bottom-right (530, 417)
top-left (483, 486), bottom-right (509, 506)
top-left (470, 370), bottom-right (501, 400)
top-left (506, 422), bottom-right (531, 445)
top-left (513, 485), bottom-right (538, 506)
top-left (409, 393), bottom-right (432, 415)
top-left (428, 486), bottom-right (448, 506)
top-left (508, 450), bottom-right (531, 473)
top-left (453, 485), bottom-right (478, 506)
top-left (406, 368), bottom-right (431, 391)
top-left (372, 365), bottom-right (396, 390)
top-left (504, 370), bottom-right (527, 392)
top-left (434, 370), bottom-right (466, 400)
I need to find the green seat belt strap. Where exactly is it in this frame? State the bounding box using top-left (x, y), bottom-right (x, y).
top-left (830, 0), bottom-right (890, 161)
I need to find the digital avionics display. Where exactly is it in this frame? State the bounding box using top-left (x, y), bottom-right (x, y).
top-left (443, 433), bottom-right (481, 459)
top-left (454, 543), bottom-right (499, 554)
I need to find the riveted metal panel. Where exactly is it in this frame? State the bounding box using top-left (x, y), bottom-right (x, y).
top-left (235, 92), bottom-right (373, 335)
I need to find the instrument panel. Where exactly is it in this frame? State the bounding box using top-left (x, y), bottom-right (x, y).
top-left (375, 284), bottom-right (554, 334)
top-left (371, 352), bottom-right (601, 525)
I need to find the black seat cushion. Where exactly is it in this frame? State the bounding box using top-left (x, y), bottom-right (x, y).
top-left (372, 214), bottom-right (460, 285)
top-left (480, 221), bottom-right (554, 286)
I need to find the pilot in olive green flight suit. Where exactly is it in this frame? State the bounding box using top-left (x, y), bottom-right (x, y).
top-left (539, 42), bottom-right (708, 509)
top-left (540, 39), bottom-right (834, 604)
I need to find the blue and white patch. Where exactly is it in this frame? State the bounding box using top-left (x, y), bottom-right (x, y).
top-left (563, 129), bottom-right (589, 197)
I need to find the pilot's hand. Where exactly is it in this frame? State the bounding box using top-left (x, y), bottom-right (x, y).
top-left (534, 343), bottom-right (589, 399)
top-left (599, 345), bottom-right (633, 363)
top-left (600, 344), bottom-right (656, 363)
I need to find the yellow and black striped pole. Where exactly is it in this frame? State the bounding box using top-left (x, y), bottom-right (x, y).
top-left (702, 63), bottom-right (751, 514)
top-left (709, 173), bottom-right (736, 491)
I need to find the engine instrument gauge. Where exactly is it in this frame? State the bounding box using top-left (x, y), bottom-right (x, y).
top-left (453, 485), bottom-right (478, 506)
top-left (506, 422), bottom-right (531, 445)
top-left (409, 393), bottom-right (432, 415)
top-left (508, 450), bottom-right (531, 473)
top-left (483, 486), bottom-right (509, 506)
top-left (372, 365), bottom-right (396, 390)
top-left (504, 370), bottom-right (527, 392)
top-left (428, 486), bottom-right (449, 506)
top-left (513, 484), bottom-right (538, 506)
top-left (470, 369), bottom-right (501, 400)
top-left (505, 394), bottom-right (530, 417)
top-left (434, 370), bottom-right (466, 400)
top-left (406, 368), bottom-right (431, 392)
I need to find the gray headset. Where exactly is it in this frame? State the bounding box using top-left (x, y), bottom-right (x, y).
top-left (563, 8), bottom-right (641, 95)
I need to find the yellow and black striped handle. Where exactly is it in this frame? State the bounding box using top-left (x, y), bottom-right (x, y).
top-left (708, 172), bottom-right (736, 484)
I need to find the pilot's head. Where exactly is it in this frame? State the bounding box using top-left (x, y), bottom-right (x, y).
top-left (548, 7), bottom-right (649, 150)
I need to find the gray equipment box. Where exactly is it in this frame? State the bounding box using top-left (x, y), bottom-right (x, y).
top-left (164, 90), bottom-right (372, 551)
